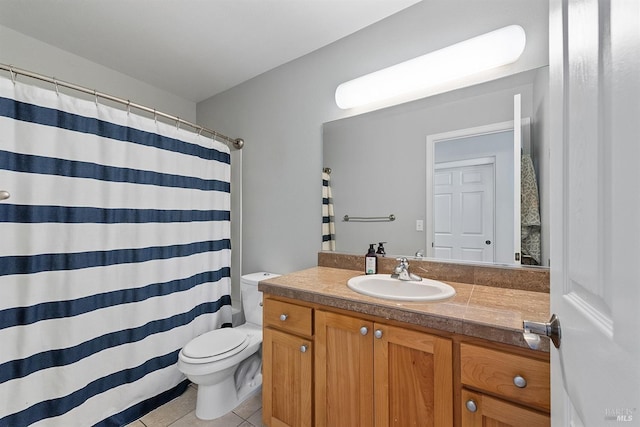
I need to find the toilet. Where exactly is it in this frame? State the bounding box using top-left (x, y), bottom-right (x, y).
top-left (177, 272), bottom-right (279, 420)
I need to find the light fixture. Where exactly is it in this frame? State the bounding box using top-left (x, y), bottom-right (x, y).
top-left (335, 25), bottom-right (526, 109)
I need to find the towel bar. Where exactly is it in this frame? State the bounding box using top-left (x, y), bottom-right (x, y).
top-left (343, 214), bottom-right (395, 222)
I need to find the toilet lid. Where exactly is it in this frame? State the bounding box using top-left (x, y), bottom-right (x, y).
top-left (182, 328), bottom-right (249, 359)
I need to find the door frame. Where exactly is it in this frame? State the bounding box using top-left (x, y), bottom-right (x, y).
top-left (426, 118), bottom-right (530, 261)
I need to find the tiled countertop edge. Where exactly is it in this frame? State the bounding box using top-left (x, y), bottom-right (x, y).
top-left (259, 267), bottom-right (550, 353)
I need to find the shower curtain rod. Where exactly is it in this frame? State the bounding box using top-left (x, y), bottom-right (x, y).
top-left (0, 63), bottom-right (245, 149)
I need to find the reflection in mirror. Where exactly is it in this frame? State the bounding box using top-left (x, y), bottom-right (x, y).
top-left (322, 67), bottom-right (549, 267)
top-left (427, 118), bottom-right (536, 265)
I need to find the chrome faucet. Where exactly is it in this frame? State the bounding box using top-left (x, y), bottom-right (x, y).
top-left (391, 257), bottom-right (422, 281)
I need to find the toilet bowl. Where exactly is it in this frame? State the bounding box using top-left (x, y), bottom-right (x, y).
top-left (177, 272), bottom-right (279, 420)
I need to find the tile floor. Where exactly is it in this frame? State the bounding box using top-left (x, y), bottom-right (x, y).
top-left (126, 384), bottom-right (265, 427)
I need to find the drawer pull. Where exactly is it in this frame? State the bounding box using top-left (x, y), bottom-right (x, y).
top-left (374, 329), bottom-right (383, 339)
top-left (300, 345), bottom-right (308, 353)
top-left (279, 314), bottom-right (288, 321)
top-left (513, 375), bottom-right (527, 388)
top-left (465, 399), bottom-right (478, 413)
top-left (360, 326), bottom-right (369, 336)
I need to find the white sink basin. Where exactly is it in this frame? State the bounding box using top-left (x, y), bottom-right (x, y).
top-left (347, 274), bottom-right (456, 302)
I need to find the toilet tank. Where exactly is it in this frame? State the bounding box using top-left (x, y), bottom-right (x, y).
top-left (241, 272), bottom-right (280, 326)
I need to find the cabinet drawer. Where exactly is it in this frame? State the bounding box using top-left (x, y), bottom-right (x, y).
top-left (264, 298), bottom-right (313, 337)
top-left (460, 343), bottom-right (550, 411)
top-left (461, 388), bottom-right (550, 427)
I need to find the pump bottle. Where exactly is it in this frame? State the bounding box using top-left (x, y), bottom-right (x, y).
top-left (365, 244), bottom-right (377, 274)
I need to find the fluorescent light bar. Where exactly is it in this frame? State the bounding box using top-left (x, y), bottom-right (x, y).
top-left (335, 25), bottom-right (526, 109)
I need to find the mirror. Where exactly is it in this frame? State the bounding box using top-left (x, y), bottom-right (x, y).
top-left (323, 67), bottom-right (549, 266)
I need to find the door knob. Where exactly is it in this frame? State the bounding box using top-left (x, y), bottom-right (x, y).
top-left (485, 240), bottom-right (491, 245)
top-left (523, 314), bottom-right (561, 349)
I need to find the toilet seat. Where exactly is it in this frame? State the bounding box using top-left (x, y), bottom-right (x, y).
top-left (182, 328), bottom-right (249, 363)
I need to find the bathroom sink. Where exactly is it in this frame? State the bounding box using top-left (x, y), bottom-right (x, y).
top-left (347, 274), bottom-right (456, 302)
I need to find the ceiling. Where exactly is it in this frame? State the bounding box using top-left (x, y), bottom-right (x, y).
top-left (0, 0), bottom-right (421, 103)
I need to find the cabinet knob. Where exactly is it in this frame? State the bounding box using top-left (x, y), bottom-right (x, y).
top-left (513, 375), bottom-right (527, 388)
top-left (374, 329), bottom-right (383, 339)
top-left (360, 326), bottom-right (369, 336)
top-left (279, 314), bottom-right (288, 321)
top-left (300, 345), bottom-right (308, 353)
top-left (465, 399), bottom-right (478, 413)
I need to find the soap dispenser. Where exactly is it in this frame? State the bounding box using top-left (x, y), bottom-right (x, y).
top-left (365, 244), bottom-right (377, 275)
top-left (376, 242), bottom-right (387, 257)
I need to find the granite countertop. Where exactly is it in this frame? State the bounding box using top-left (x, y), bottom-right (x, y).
top-left (259, 266), bottom-right (551, 352)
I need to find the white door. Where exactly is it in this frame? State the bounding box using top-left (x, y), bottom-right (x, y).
top-left (434, 160), bottom-right (495, 262)
top-left (549, 1), bottom-right (640, 426)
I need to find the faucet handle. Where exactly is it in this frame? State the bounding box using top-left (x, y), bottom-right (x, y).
top-left (395, 257), bottom-right (409, 267)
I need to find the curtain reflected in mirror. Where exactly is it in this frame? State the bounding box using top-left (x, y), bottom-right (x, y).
top-left (322, 168), bottom-right (336, 251)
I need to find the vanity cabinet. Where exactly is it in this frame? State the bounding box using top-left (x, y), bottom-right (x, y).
top-left (262, 294), bottom-right (550, 427)
top-left (315, 310), bottom-right (453, 427)
top-left (262, 298), bottom-right (313, 427)
top-left (459, 343), bottom-right (550, 427)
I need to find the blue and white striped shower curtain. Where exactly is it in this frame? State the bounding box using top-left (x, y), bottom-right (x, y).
top-left (0, 77), bottom-right (232, 426)
top-left (321, 171), bottom-right (335, 251)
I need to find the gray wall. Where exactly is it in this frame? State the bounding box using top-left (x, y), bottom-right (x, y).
top-left (0, 25), bottom-right (196, 121)
top-left (197, 0), bottom-right (549, 277)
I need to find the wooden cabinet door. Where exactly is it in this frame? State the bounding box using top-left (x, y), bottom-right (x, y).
top-left (263, 327), bottom-right (313, 427)
top-left (315, 310), bottom-right (374, 427)
top-left (374, 323), bottom-right (453, 427)
top-left (461, 389), bottom-right (549, 427)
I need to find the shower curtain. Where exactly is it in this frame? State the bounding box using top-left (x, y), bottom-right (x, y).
top-left (0, 77), bottom-right (231, 426)
top-left (322, 171), bottom-right (335, 250)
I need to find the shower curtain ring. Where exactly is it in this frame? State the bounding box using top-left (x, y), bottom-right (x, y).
top-left (176, 118), bottom-right (181, 130)
top-left (9, 66), bottom-right (16, 84)
top-left (126, 100), bottom-right (131, 115)
top-left (153, 109), bottom-right (158, 123)
top-left (53, 78), bottom-right (60, 96)
top-left (197, 127), bottom-right (203, 137)
top-left (94, 90), bottom-right (99, 106)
